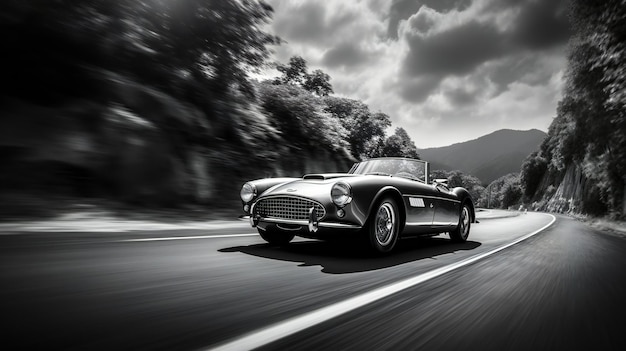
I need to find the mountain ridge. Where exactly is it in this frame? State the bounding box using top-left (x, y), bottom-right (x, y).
top-left (419, 129), bottom-right (547, 184)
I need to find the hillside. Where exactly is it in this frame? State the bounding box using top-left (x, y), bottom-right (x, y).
top-left (419, 129), bottom-right (547, 184)
top-left (519, 1), bottom-right (625, 219)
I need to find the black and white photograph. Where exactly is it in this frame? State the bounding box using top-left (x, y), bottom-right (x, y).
top-left (1, 0), bottom-right (625, 350)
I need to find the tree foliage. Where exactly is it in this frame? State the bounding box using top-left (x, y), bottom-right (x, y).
top-left (269, 56), bottom-right (422, 161)
top-left (481, 174), bottom-right (523, 209)
top-left (520, 151), bottom-right (548, 200)
top-left (274, 56), bottom-right (308, 86)
top-left (1, 0), bottom-right (290, 206)
top-left (323, 97), bottom-right (391, 160)
top-left (520, 0), bottom-right (626, 217)
top-left (257, 82), bottom-right (349, 153)
top-left (378, 128), bottom-right (420, 159)
top-left (274, 56), bottom-right (333, 96)
top-left (2, 0), bottom-right (280, 102)
top-left (0, 1), bottom-right (424, 209)
top-left (304, 70), bottom-right (334, 97)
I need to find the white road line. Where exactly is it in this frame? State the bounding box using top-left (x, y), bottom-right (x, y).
top-left (208, 213), bottom-right (556, 351)
top-left (120, 233), bottom-right (258, 242)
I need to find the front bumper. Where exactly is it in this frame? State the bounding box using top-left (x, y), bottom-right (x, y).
top-left (240, 215), bottom-right (362, 232)
top-left (243, 199), bottom-right (362, 235)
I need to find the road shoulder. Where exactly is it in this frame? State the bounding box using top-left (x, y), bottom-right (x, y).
top-left (1, 208), bottom-right (521, 233)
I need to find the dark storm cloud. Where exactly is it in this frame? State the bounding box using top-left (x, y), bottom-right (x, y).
top-left (271, 1), bottom-right (358, 45)
top-left (387, 0), bottom-right (472, 38)
top-left (272, 1), bottom-right (326, 43)
top-left (396, 0), bottom-right (571, 103)
top-left (489, 55), bottom-right (556, 92)
top-left (322, 42), bottom-right (376, 69)
top-left (265, 1), bottom-right (566, 147)
top-left (402, 21), bottom-right (506, 77)
top-left (398, 75), bottom-right (441, 102)
top-left (446, 86), bottom-right (479, 106)
top-left (508, 0), bottom-right (570, 49)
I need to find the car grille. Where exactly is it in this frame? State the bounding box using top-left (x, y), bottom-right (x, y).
top-left (255, 196), bottom-right (325, 221)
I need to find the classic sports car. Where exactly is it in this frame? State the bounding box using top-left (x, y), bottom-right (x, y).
top-left (240, 157), bottom-right (475, 254)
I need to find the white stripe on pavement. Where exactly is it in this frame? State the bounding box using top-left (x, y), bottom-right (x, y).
top-left (120, 233), bottom-right (258, 242)
top-left (208, 214), bottom-right (556, 351)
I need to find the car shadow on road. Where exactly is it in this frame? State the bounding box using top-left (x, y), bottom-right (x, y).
top-left (218, 236), bottom-right (481, 274)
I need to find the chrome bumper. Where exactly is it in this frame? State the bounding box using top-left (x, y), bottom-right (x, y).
top-left (241, 215), bottom-right (362, 232)
top-left (245, 203), bottom-right (361, 232)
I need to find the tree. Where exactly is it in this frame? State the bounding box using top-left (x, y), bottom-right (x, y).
top-left (520, 150), bottom-right (548, 200)
top-left (274, 56), bottom-right (308, 86)
top-left (0, 0), bottom-right (288, 206)
top-left (450, 171), bottom-right (485, 202)
top-left (560, 0), bottom-right (626, 216)
top-left (274, 56), bottom-right (333, 96)
top-left (520, 0), bottom-right (626, 217)
top-left (323, 97), bottom-right (390, 159)
top-left (257, 82), bottom-right (348, 153)
top-left (158, 0), bottom-right (280, 97)
top-left (2, 0), bottom-right (281, 108)
top-left (480, 173), bottom-right (522, 209)
top-left (380, 128), bottom-right (420, 159)
top-left (501, 179), bottom-right (523, 208)
top-left (304, 69), bottom-right (333, 96)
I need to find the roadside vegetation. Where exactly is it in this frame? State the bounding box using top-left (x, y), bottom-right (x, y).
top-left (2, 1), bottom-right (622, 220)
top-left (440, 0), bottom-right (625, 217)
top-left (0, 1), bottom-right (419, 218)
top-left (433, 1), bottom-right (625, 218)
top-left (520, 0), bottom-right (625, 219)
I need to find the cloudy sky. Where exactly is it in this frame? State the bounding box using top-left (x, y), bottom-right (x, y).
top-left (261, 0), bottom-right (571, 148)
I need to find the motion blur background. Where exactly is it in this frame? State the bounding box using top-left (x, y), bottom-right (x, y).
top-left (0, 0), bottom-right (624, 220)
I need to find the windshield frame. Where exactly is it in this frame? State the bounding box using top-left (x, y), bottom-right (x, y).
top-left (349, 158), bottom-right (430, 184)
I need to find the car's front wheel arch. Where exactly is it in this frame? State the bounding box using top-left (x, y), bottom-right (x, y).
top-left (452, 188), bottom-right (475, 223)
top-left (368, 187), bottom-right (406, 233)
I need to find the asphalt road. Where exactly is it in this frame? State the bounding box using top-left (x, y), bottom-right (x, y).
top-left (1, 212), bottom-right (625, 350)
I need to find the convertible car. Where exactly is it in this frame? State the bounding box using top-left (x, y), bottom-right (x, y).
top-left (240, 157), bottom-right (475, 254)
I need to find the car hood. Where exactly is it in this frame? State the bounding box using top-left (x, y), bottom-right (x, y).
top-left (259, 173), bottom-right (360, 201)
top-left (302, 173), bottom-right (360, 180)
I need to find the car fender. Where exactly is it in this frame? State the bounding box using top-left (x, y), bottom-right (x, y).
top-left (241, 177), bottom-right (299, 211)
top-left (366, 186), bottom-right (407, 230)
top-left (452, 187), bottom-right (476, 223)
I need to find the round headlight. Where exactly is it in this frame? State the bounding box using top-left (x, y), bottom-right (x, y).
top-left (331, 182), bottom-right (352, 207)
top-left (240, 182), bottom-right (256, 203)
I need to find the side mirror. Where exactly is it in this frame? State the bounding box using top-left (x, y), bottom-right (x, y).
top-left (433, 178), bottom-right (449, 191)
top-left (433, 178), bottom-right (448, 186)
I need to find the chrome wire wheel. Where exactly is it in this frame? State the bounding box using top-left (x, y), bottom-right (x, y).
top-left (375, 203), bottom-right (396, 246)
top-left (367, 197), bottom-right (400, 254)
top-left (450, 202), bottom-right (471, 243)
top-left (460, 206), bottom-right (470, 240)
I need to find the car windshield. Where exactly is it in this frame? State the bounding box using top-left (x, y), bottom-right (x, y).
top-left (349, 158), bottom-right (428, 183)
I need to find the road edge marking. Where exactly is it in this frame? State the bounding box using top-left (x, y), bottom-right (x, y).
top-left (119, 233), bottom-right (258, 242)
top-left (207, 213), bottom-right (556, 351)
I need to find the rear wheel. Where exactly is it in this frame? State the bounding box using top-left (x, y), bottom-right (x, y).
top-left (450, 202), bottom-right (471, 242)
top-left (258, 227), bottom-right (294, 246)
top-left (367, 197), bottom-right (400, 254)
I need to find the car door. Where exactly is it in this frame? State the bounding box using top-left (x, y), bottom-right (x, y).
top-left (404, 195), bottom-right (435, 226)
top-left (402, 183), bottom-right (438, 231)
top-left (431, 184), bottom-right (460, 227)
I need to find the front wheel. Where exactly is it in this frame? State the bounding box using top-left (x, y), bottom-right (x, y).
top-left (367, 197), bottom-right (400, 254)
top-left (450, 202), bottom-right (471, 242)
top-left (258, 227), bottom-right (294, 246)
